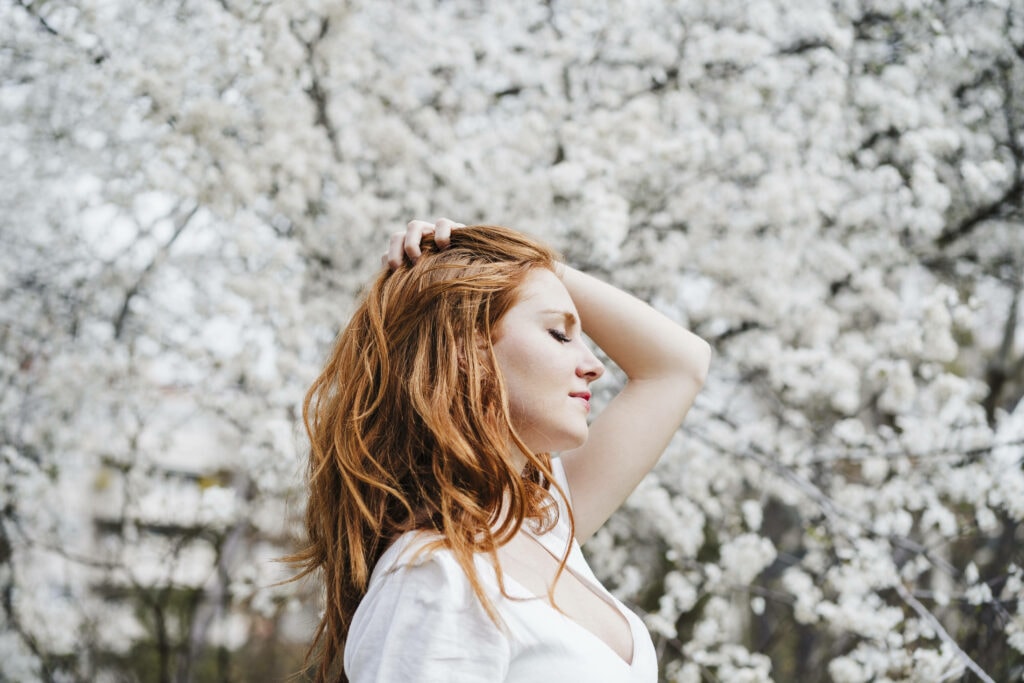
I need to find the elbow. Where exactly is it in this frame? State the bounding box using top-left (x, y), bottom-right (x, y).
top-left (687, 335), bottom-right (712, 388)
top-left (623, 329), bottom-right (713, 386)
top-left (664, 331), bottom-right (711, 391)
top-left (657, 334), bottom-right (711, 410)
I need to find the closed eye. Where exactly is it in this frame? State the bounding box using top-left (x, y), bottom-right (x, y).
top-left (548, 329), bottom-right (572, 343)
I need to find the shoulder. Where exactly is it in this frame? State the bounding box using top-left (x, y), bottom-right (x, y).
top-left (366, 531), bottom-right (478, 609)
top-left (345, 532), bottom-right (511, 682)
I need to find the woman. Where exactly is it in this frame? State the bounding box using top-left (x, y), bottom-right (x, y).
top-left (291, 219), bottom-right (711, 682)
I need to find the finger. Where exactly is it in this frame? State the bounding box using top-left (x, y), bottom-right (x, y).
top-left (404, 220), bottom-right (434, 262)
top-left (433, 217), bottom-right (459, 249)
top-left (386, 231), bottom-right (406, 269)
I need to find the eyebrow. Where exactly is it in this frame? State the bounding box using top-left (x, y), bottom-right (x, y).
top-left (540, 309), bottom-right (578, 328)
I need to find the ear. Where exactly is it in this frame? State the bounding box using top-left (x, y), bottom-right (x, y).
top-left (473, 328), bottom-right (489, 351)
top-left (462, 327), bottom-right (495, 375)
top-left (476, 316), bottom-right (504, 351)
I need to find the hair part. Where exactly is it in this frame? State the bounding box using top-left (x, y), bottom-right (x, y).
top-left (285, 225), bottom-right (573, 682)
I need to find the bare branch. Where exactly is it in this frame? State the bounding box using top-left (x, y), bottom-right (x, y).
top-left (983, 276), bottom-right (1022, 422)
top-left (113, 203), bottom-right (199, 339)
top-left (936, 176), bottom-right (1024, 248)
top-left (291, 17), bottom-right (342, 162)
top-left (14, 0), bottom-right (58, 36)
top-left (895, 582), bottom-right (996, 683)
top-left (939, 58), bottom-right (1024, 248)
top-left (691, 411), bottom-right (959, 575)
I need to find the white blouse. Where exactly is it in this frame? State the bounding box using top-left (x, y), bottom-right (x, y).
top-left (344, 459), bottom-right (658, 682)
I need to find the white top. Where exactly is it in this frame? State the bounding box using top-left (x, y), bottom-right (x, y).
top-left (344, 459), bottom-right (658, 682)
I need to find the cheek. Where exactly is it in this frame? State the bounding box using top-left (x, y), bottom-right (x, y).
top-left (499, 357), bottom-right (538, 405)
top-left (494, 336), bottom-right (538, 384)
top-left (500, 341), bottom-right (561, 387)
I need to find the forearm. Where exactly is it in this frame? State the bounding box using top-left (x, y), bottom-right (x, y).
top-left (558, 265), bottom-right (711, 385)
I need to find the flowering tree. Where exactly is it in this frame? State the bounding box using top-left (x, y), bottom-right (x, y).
top-left (2, 0), bottom-right (1021, 681)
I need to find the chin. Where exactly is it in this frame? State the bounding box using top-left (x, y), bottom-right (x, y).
top-left (529, 429), bottom-right (589, 454)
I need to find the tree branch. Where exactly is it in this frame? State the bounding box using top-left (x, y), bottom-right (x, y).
top-left (983, 276), bottom-right (1021, 422)
top-left (939, 58), bottom-right (1024, 248)
top-left (292, 17), bottom-right (342, 163)
top-left (894, 582), bottom-right (996, 683)
top-left (14, 0), bottom-right (58, 36)
top-left (937, 176), bottom-right (1024, 248)
top-left (113, 203), bottom-right (199, 340)
top-left (692, 411), bottom-right (960, 575)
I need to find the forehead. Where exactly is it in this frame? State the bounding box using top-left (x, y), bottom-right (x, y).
top-left (511, 268), bottom-right (576, 315)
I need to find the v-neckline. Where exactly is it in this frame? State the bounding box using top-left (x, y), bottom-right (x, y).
top-left (497, 526), bottom-right (638, 668)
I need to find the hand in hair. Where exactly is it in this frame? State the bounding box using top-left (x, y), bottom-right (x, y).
top-left (383, 217), bottom-right (465, 269)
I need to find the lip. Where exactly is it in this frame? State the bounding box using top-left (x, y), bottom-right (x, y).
top-left (570, 391), bottom-right (591, 411)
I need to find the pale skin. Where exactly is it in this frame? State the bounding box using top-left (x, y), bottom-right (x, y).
top-left (385, 219), bottom-right (711, 664)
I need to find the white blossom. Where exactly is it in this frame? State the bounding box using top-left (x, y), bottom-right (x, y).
top-left (741, 500), bottom-right (763, 532)
top-left (720, 534), bottom-right (777, 585)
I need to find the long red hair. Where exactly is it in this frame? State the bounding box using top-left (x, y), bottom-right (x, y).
top-left (288, 225), bottom-right (571, 682)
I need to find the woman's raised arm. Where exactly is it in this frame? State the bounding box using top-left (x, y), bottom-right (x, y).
top-left (557, 265), bottom-right (711, 543)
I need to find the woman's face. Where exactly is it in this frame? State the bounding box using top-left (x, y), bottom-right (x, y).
top-left (492, 268), bottom-right (605, 456)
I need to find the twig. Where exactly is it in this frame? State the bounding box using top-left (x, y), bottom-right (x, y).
top-left (113, 203), bottom-right (198, 339)
top-left (894, 582), bottom-right (996, 683)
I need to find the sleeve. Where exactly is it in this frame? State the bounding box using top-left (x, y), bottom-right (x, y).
top-left (344, 552), bottom-right (511, 683)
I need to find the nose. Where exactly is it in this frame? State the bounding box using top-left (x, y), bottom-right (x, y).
top-left (576, 344), bottom-right (605, 382)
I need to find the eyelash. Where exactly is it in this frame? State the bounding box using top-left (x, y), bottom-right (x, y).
top-left (548, 329), bottom-right (572, 343)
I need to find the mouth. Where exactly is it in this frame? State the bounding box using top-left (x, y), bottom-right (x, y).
top-left (570, 391), bottom-right (592, 411)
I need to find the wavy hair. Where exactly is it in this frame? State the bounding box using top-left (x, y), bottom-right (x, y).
top-left (287, 225), bottom-right (572, 682)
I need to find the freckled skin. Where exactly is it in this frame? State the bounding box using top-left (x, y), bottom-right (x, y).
top-left (492, 269), bottom-right (605, 456)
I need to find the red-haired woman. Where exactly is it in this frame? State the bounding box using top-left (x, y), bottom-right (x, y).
top-left (291, 219), bottom-right (711, 682)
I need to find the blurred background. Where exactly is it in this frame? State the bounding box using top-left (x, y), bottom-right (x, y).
top-left (2, 0), bottom-right (1022, 681)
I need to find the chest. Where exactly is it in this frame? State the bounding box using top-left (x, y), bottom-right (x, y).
top-left (496, 531), bottom-right (635, 665)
